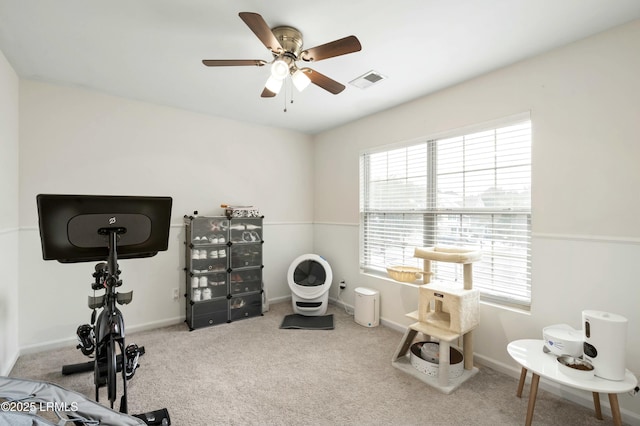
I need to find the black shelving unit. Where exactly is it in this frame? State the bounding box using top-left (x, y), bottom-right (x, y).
top-left (183, 214), bottom-right (264, 330)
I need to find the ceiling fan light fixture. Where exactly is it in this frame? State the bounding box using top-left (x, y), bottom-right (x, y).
top-left (265, 75), bottom-right (283, 94)
top-left (291, 69), bottom-right (311, 91)
top-left (270, 58), bottom-right (290, 80)
top-left (203, 13), bottom-right (362, 99)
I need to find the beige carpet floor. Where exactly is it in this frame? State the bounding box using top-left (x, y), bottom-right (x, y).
top-left (9, 301), bottom-right (619, 425)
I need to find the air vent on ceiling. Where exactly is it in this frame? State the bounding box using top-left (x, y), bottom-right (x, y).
top-left (349, 70), bottom-right (387, 89)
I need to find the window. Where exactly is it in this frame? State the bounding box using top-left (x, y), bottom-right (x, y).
top-left (360, 116), bottom-right (531, 308)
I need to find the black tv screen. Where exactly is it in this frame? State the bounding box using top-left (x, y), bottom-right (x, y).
top-left (36, 194), bottom-right (173, 263)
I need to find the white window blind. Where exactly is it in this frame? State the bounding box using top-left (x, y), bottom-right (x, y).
top-left (360, 119), bottom-right (532, 308)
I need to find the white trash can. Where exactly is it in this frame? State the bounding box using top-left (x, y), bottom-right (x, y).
top-left (354, 287), bottom-right (380, 327)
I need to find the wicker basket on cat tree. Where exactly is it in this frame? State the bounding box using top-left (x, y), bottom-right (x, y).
top-left (392, 246), bottom-right (482, 393)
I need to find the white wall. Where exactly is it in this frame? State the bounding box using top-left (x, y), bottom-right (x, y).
top-left (314, 20), bottom-right (640, 420)
top-left (8, 16), bottom-right (640, 422)
top-left (0, 49), bottom-right (19, 375)
top-left (17, 81), bottom-right (314, 351)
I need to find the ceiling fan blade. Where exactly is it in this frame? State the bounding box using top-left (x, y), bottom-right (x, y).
top-left (261, 87), bottom-right (277, 98)
top-left (301, 68), bottom-right (345, 94)
top-left (238, 12), bottom-right (283, 53)
top-left (301, 35), bottom-right (362, 62)
top-left (202, 59), bottom-right (266, 67)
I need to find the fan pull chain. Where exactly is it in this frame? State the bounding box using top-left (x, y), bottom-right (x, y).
top-left (283, 88), bottom-right (287, 112)
top-left (283, 78), bottom-right (295, 112)
top-left (283, 79), bottom-right (288, 112)
top-left (290, 77), bottom-right (295, 106)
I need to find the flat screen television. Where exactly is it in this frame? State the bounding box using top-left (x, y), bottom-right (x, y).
top-left (36, 194), bottom-right (173, 263)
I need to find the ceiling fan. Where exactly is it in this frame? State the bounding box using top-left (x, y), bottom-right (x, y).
top-left (202, 12), bottom-right (362, 98)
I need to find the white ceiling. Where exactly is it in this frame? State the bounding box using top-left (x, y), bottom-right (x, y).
top-left (2, 0), bottom-right (640, 135)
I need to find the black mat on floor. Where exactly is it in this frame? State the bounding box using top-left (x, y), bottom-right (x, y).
top-left (279, 314), bottom-right (334, 330)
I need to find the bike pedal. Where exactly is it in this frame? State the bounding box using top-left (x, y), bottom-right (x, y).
top-left (76, 324), bottom-right (95, 356)
top-left (125, 344), bottom-right (145, 379)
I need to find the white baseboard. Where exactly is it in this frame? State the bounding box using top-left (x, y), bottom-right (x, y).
top-left (328, 296), bottom-right (355, 316)
top-left (1, 349), bottom-right (20, 376)
top-left (20, 336), bottom-right (78, 355)
top-left (127, 316), bottom-right (185, 335)
top-left (19, 316), bottom-right (185, 356)
top-left (267, 295), bottom-right (291, 305)
top-left (16, 299), bottom-right (297, 357)
top-left (329, 296), bottom-right (407, 333)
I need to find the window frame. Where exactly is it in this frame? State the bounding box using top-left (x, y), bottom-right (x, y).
top-left (359, 113), bottom-right (532, 309)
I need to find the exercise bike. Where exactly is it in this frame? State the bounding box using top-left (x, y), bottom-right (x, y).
top-left (37, 194), bottom-right (173, 425)
top-left (64, 228), bottom-right (145, 411)
top-left (63, 228), bottom-right (171, 425)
